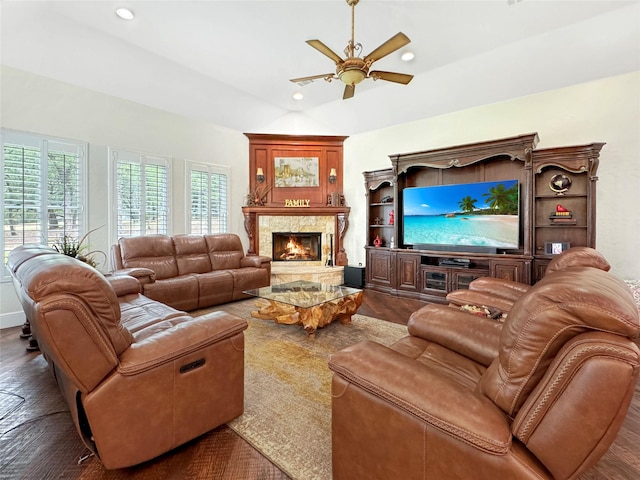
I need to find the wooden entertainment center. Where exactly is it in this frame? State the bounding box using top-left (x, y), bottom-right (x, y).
top-left (364, 133), bottom-right (604, 303)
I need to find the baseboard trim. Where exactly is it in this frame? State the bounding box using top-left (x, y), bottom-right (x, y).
top-left (0, 311), bottom-right (26, 330)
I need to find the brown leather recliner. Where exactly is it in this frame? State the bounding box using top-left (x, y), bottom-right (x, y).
top-left (446, 246), bottom-right (611, 313)
top-left (8, 245), bottom-right (248, 469)
top-left (329, 265), bottom-right (639, 480)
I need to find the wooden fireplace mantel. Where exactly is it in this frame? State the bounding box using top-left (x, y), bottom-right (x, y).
top-left (241, 206), bottom-right (350, 266)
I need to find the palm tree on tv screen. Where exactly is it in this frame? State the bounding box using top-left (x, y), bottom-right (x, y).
top-left (482, 183), bottom-right (518, 215)
top-left (457, 196), bottom-right (478, 213)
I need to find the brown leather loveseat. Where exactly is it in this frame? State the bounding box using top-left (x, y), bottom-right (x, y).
top-left (110, 233), bottom-right (271, 311)
top-left (329, 264), bottom-right (639, 479)
top-left (8, 244), bottom-right (248, 469)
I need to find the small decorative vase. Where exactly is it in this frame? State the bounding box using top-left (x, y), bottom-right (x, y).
top-left (373, 235), bottom-right (382, 247)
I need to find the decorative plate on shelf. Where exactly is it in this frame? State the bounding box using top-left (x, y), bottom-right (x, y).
top-left (549, 174), bottom-right (572, 194)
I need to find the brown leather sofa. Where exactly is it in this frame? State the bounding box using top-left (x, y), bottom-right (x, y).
top-left (8, 245), bottom-right (248, 469)
top-left (329, 264), bottom-right (639, 480)
top-left (110, 233), bottom-right (271, 311)
top-left (446, 246), bottom-right (611, 314)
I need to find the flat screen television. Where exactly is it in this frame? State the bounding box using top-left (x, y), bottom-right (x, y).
top-left (402, 179), bottom-right (520, 252)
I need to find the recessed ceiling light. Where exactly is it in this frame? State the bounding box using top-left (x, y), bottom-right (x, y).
top-left (401, 51), bottom-right (415, 62)
top-left (292, 92), bottom-right (304, 101)
top-left (115, 7), bottom-right (135, 20)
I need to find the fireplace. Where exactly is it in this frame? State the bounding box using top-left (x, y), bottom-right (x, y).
top-left (272, 232), bottom-right (322, 262)
top-left (242, 206), bottom-right (350, 266)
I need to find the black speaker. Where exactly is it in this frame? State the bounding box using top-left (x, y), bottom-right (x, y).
top-left (344, 265), bottom-right (365, 288)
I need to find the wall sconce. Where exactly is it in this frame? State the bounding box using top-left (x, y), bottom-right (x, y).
top-left (256, 167), bottom-right (265, 183)
top-left (329, 168), bottom-right (337, 184)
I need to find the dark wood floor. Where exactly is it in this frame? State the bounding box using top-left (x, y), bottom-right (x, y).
top-left (1, 290), bottom-right (638, 479)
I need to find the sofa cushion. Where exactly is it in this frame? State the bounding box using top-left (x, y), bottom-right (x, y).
top-left (118, 293), bottom-right (187, 337)
top-left (173, 234), bottom-right (213, 275)
top-left (390, 335), bottom-right (487, 391)
top-left (119, 235), bottom-right (178, 280)
top-left (6, 244), bottom-right (58, 274)
top-left (195, 271), bottom-right (234, 308)
top-left (205, 234), bottom-right (244, 270)
top-left (229, 268), bottom-right (269, 297)
top-left (143, 276), bottom-right (200, 312)
top-left (478, 266), bottom-right (639, 417)
top-left (211, 252), bottom-right (243, 270)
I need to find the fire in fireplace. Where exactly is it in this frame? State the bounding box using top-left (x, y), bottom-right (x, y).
top-left (272, 232), bottom-right (322, 262)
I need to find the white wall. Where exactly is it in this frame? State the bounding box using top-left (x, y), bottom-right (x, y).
top-left (343, 71), bottom-right (640, 281)
top-left (2, 67), bottom-right (639, 328)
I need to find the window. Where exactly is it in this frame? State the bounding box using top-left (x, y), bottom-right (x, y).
top-left (187, 161), bottom-right (229, 234)
top-left (1, 130), bottom-right (87, 279)
top-left (111, 148), bottom-right (170, 240)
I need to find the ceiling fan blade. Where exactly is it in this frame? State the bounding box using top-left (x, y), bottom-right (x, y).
top-left (343, 84), bottom-right (355, 100)
top-left (364, 32), bottom-right (411, 63)
top-left (306, 39), bottom-right (344, 64)
top-left (290, 73), bottom-right (336, 84)
top-left (369, 70), bottom-right (414, 85)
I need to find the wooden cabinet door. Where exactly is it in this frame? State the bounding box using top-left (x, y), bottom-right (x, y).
top-left (490, 259), bottom-right (531, 284)
top-left (533, 259), bottom-right (550, 283)
top-left (397, 253), bottom-right (419, 292)
top-left (451, 269), bottom-right (488, 290)
top-left (420, 266), bottom-right (448, 293)
top-left (366, 248), bottom-right (395, 289)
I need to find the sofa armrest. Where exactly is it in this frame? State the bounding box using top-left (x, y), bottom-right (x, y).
top-left (105, 274), bottom-right (141, 297)
top-left (329, 340), bottom-right (511, 454)
top-left (118, 312), bottom-right (247, 375)
top-left (469, 276), bottom-right (530, 300)
top-left (240, 255), bottom-right (271, 269)
top-left (408, 304), bottom-right (502, 366)
top-left (110, 267), bottom-right (156, 286)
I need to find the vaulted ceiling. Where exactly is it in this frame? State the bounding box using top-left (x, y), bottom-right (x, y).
top-left (2, 1), bottom-right (639, 135)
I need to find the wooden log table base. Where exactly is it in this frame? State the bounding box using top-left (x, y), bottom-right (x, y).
top-left (250, 291), bottom-right (364, 335)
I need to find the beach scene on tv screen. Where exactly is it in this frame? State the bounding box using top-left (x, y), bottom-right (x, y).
top-left (403, 179), bottom-right (519, 248)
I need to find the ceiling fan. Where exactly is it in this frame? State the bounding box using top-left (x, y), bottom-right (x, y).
top-left (290, 0), bottom-right (414, 100)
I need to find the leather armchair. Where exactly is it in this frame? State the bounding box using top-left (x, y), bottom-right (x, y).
top-left (329, 265), bottom-right (639, 480)
top-left (8, 245), bottom-right (248, 469)
top-left (446, 246), bottom-right (611, 313)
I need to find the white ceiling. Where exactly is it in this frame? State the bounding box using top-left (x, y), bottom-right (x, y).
top-left (1, 1), bottom-right (639, 136)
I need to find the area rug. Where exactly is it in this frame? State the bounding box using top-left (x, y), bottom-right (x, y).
top-left (210, 300), bottom-right (409, 480)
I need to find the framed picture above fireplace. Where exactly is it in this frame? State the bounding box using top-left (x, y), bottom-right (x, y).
top-left (274, 157), bottom-right (319, 188)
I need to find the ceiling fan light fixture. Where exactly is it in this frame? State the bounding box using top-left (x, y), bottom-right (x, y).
top-left (292, 91), bottom-right (304, 100)
top-left (339, 68), bottom-right (366, 86)
top-left (290, 0), bottom-right (411, 99)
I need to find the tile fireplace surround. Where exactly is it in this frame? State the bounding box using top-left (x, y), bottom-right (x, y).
top-left (241, 206), bottom-right (349, 285)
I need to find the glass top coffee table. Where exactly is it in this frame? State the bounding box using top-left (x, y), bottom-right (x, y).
top-left (243, 280), bottom-right (363, 335)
